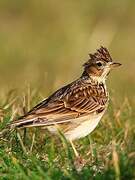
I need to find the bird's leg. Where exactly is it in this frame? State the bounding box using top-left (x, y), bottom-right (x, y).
top-left (70, 140), bottom-right (79, 157)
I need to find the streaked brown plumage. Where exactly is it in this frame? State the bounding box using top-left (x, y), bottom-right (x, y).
top-left (8, 46), bottom-right (121, 147)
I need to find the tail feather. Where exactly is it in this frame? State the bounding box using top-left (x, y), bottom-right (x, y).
top-left (0, 117), bottom-right (37, 139)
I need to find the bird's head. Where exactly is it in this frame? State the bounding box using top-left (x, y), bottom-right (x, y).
top-left (83, 46), bottom-right (121, 83)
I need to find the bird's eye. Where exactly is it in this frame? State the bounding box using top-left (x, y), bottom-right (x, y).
top-left (96, 62), bottom-right (103, 67)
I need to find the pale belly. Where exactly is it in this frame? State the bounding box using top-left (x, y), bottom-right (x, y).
top-left (48, 110), bottom-right (105, 141)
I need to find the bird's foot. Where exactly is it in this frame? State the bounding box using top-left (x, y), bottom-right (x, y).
top-left (74, 155), bottom-right (86, 172)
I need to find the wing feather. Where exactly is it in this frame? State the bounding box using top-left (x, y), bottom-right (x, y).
top-left (10, 80), bottom-right (108, 128)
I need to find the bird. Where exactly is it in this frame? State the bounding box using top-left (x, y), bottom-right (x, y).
top-left (4, 46), bottom-right (121, 157)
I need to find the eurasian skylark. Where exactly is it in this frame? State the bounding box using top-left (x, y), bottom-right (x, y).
top-left (8, 46), bottom-right (121, 156)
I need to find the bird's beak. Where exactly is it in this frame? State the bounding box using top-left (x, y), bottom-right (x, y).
top-left (110, 62), bottom-right (122, 68)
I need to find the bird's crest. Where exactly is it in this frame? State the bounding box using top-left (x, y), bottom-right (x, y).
top-left (83, 46), bottom-right (112, 67)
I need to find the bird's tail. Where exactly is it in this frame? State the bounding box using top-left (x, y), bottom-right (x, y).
top-left (0, 116), bottom-right (32, 139)
top-left (0, 116), bottom-right (36, 139)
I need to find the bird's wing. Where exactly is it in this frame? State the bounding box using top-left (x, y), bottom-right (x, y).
top-left (10, 82), bottom-right (108, 129)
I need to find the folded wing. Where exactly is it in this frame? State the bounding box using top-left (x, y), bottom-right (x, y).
top-left (10, 81), bottom-right (108, 129)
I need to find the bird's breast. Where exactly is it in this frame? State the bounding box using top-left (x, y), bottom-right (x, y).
top-left (64, 110), bottom-right (105, 141)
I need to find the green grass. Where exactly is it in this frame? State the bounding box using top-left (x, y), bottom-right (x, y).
top-left (0, 89), bottom-right (134, 179)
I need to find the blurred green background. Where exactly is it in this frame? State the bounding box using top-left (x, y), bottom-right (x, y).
top-left (0, 0), bottom-right (134, 103)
